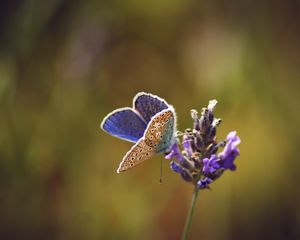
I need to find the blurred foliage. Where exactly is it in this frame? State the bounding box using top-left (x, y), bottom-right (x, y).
top-left (0, 0), bottom-right (300, 239)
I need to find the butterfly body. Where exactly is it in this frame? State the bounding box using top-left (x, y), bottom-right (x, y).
top-left (101, 92), bottom-right (177, 173)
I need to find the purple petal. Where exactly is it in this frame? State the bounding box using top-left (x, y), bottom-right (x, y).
top-left (170, 161), bottom-right (184, 173)
top-left (197, 177), bottom-right (213, 189)
top-left (219, 131), bottom-right (241, 171)
top-left (180, 170), bottom-right (193, 182)
top-left (165, 143), bottom-right (183, 162)
top-left (170, 161), bottom-right (193, 182)
top-left (220, 149), bottom-right (239, 170)
top-left (202, 155), bottom-right (220, 174)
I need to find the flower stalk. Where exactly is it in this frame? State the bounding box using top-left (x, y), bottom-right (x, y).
top-left (181, 186), bottom-right (199, 240)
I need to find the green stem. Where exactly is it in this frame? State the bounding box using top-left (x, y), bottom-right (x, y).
top-left (181, 186), bottom-right (199, 240)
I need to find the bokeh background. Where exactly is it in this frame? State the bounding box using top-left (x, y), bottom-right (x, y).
top-left (1, 0), bottom-right (300, 239)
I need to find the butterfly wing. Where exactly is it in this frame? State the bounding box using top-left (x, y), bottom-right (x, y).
top-left (144, 108), bottom-right (176, 153)
top-left (117, 139), bottom-right (155, 173)
top-left (101, 108), bottom-right (147, 143)
top-left (133, 92), bottom-right (169, 123)
top-left (117, 107), bottom-right (176, 173)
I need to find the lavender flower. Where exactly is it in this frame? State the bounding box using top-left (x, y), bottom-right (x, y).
top-left (170, 161), bottom-right (193, 182)
top-left (166, 143), bottom-right (183, 162)
top-left (197, 177), bottom-right (213, 189)
top-left (166, 99), bottom-right (241, 190)
top-left (219, 131), bottom-right (241, 171)
top-left (202, 155), bottom-right (220, 174)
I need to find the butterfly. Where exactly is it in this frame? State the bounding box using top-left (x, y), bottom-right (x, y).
top-left (101, 92), bottom-right (177, 173)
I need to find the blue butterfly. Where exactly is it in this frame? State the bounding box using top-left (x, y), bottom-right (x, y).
top-left (101, 92), bottom-right (177, 173)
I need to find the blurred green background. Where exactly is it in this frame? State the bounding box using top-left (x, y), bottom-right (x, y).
top-left (1, 0), bottom-right (300, 239)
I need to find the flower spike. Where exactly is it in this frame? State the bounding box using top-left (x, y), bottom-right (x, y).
top-left (166, 100), bottom-right (241, 189)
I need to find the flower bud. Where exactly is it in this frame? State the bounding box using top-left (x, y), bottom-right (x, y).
top-left (207, 99), bottom-right (218, 112)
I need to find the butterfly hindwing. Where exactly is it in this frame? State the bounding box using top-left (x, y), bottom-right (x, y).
top-left (117, 139), bottom-right (155, 173)
top-left (101, 108), bottom-right (147, 143)
top-left (144, 108), bottom-right (176, 153)
top-left (133, 92), bottom-right (169, 123)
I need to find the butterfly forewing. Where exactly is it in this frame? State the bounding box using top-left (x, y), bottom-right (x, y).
top-left (101, 108), bottom-right (147, 143)
top-left (117, 139), bottom-right (155, 173)
top-left (134, 92), bottom-right (169, 123)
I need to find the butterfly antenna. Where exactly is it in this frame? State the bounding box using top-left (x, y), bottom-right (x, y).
top-left (159, 158), bottom-right (163, 184)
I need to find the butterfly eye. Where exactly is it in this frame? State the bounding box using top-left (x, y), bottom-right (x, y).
top-left (139, 149), bottom-right (143, 152)
top-left (131, 157), bottom-right (135, 160)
